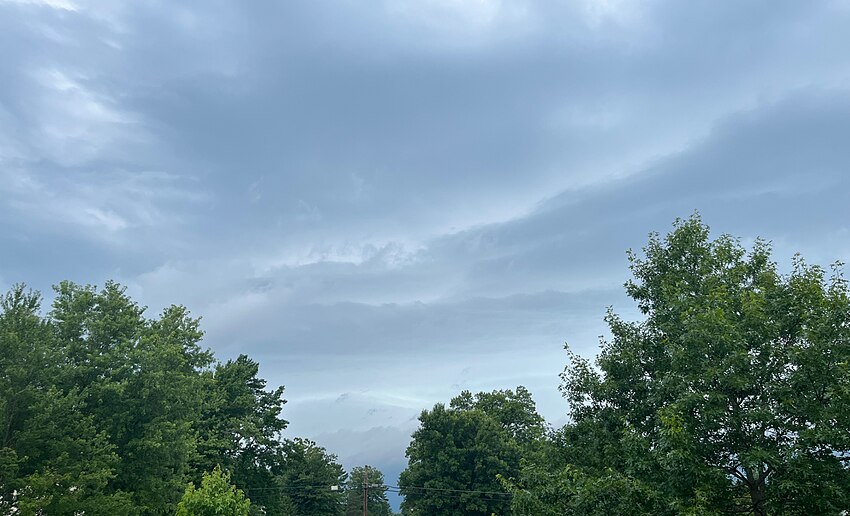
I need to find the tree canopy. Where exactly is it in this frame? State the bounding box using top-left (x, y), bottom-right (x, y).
top-left (0, 281), bottom-right (345, 516)
top-left (399, 386), bottom-right (543, 515)
top-left (276, 437), bottom-right (346, 515)
top-left (507, 215), bottom-right (850, 515)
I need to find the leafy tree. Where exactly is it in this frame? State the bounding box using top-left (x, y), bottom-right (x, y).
top-left (344, 465), bottom-right (392, 516)
top-left (50, 281), bottom-right (215, 514)
top-left (195, 355), bottom-right (288, 514)
top-left (13, 387), bottom-right (136, 515)
top-left (0, 281), bottom-right (359, 515)
top-left (176, 465), bottom-right (251, 516)
top-left (1, 285), bottom-right (54, 507)
top-left (546, 215), bottom-right (850, 515)
top-left (0, 285), bottom-right (134, 514)
top-left (399, 386), bottom-right (542, 515)
top-left (504, 462), bottom-right (669, 516)
top-left (276, 438), bottom-right (345, 515)
top-left (450, 386), bottom-right (546, 447)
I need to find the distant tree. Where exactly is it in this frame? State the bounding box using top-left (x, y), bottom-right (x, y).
top-left (277, 438), bottom-right (346, 515)
top-left (344, 465), bottom-right (392, 516)
top-left (399, 386), bottom-right (543, 515)
top-left (176, 465), bottom-right (251, 516)
top-left (512, 215), bottom-right (850, 515)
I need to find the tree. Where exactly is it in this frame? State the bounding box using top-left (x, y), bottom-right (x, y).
top-left (551, 215), bottom-right (850, 515)
top-left (276, 438), bottom-right (346, 515)
top-left (344, 466), bottom-right (392, 516)
top-left (1, 281), bottom-right (348, 515)
top-left (399, 386), bottom-right (543, 515)
top-left (176, 465), bottom-right (251, 516)
top-left (450, 386), bottom-right (546, 447)
top-left (0, 285), bottom-right (134, 514)
top-left (195, 355), bottom-right (288, 515)
top-left (504, 462), bottom-right (669, 516)
top-left (50, 281), bottom-right (215, 513)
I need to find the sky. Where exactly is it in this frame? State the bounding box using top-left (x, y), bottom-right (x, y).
top-left (2, 0), bottom-right (850, 503)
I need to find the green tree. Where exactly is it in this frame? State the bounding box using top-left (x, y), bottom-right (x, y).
top-left (545, 215), bottom-right (850, 515)
top-left (399, 386), bottom-right (542, 515)
top-left (195, 355), bottom-right (288, 515)
top-left (450, 386), bottom-right (546, 447)
top-left (504, 462), bottom-right (669, 516)
top-left (344, 465), bottom-right (392, 516)
top-left (176, 465), bottom-right (251, 516)
top-left (50, 281), bottom-right (215, 514)
top-left (1, 281), bottom-right (349, 515)
top-left (0, 285), bottom-right (134, 514)
top-left (276, 438), bottom-right (345, 515)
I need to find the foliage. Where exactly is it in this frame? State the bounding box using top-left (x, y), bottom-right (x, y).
top-left (0, 281), bottom-right (334, 516)
top-left (0, 285), bottom-right (135, 514)
top-left (276, 438), bottom-right (346, 515)
top-left (503, 462), bottom-right (670, 516)
top-left (399, 386), bottom-right (543, 515)
top-left (195, 355), bottom-right (288, 515)
top-left (533, 215), bottom-right (850, 515)
top-left (48, 280), bottom-right (215, 513)
top-left (450, 386), bottom-right (546, 447)
top-left (176, 465), bottom-right (251, 516)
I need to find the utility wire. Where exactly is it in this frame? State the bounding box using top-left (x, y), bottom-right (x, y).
top-left (241, 482), bottom-right (512, 497)
top-left (384, 484), bottom-right (512, 496)
top-left (242, 484), bottom-right (345, 492)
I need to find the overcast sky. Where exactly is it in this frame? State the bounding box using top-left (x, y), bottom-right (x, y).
top-left (2, 0), bottom-right (850, 498)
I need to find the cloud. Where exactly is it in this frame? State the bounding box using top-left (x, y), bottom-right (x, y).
top-left (116, 88), bottom-right (850, 432)
top-left (0, 0), bottom-right (78, 11)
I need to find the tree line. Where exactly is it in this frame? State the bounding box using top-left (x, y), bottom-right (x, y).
top-left (0, 280), bottom-right (394, 515)
top-left (396, 215), bottom-right (850, 515)
top-left (3, 214), bottom-right (850, 514)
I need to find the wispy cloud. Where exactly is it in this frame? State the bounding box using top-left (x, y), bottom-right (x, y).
top-left (1, 0), bottom-right (78, 11)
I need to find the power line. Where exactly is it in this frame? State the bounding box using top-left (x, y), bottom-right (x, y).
top-left (385, 484), bottom-right (513, 497)
top-left (241, 484), bottom-right (344, 492)
top-left (241, 482), bottom-right (513, 497)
